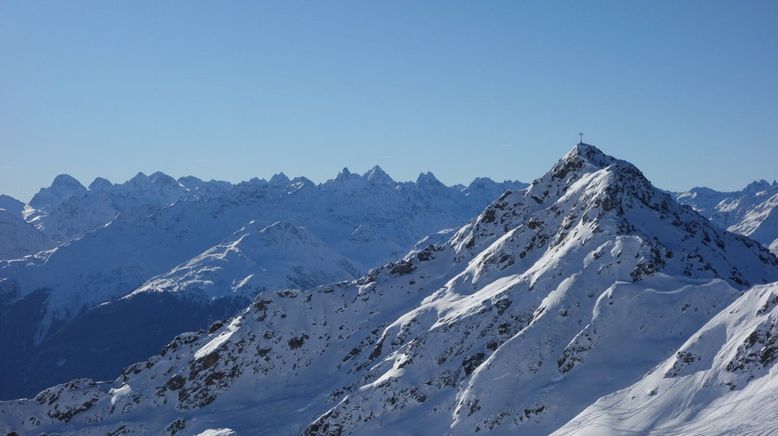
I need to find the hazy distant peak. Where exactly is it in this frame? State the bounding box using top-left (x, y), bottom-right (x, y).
top-left (364, 165), bottom-right (394, 185)
top-left (416, 171), bottom-right (443, 186)
top-left (88, 177), bottom-right (113, 191)
top-left (269, 172), bottom-right (291, 185)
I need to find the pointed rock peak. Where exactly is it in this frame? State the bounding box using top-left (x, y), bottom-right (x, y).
top-left (548, 144), bottom-right (621, 182)
top-left (364, 165), bottom-right (394, 184)
top-left (270, 172), bottom-right (291, 185)
top-left (88, 177), bottom-right (113, 191)
top-left (565, 143), bottom-right (615, 167)
top-left (745, 179), bottom-right (773, 193)
top-left (51, 174), bottom-right (85, 190)
top-left (416, 171), bottom-right (444, 187)
top-left (334, 167), bottom-right (353, 181)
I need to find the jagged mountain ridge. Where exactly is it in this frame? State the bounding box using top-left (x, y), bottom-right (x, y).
top-left (676, 179), bottom-right (778, 249)
top-left (2, 144), bottom-right (775, 435)
top-left (26, 172), bottom-right (232, 243)
top-left (0, 168), bottom-right (525, 400)
top-left (1, 167), bottom-right (525, 341)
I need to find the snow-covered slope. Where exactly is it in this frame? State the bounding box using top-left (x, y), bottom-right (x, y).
top-left (677, 180), bottom-right (778, 247)
top-left (130, 221), bottom-right (361, 300)
top-left (0, 168), bottom-right (523, 400)
top-left (2, 144), bottom-right (775, 435)
top-left (1, 221), bottom-right (361, 400)
top-left (0, 209), bottom-right (55, 260)
top-left (557, 281), bottom-right (778, 435)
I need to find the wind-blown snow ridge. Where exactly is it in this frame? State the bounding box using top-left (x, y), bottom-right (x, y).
top-left (1, 143), bottom-right (775, 435)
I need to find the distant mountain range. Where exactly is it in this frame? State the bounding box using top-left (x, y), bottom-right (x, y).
top-left (1, 145), bottom-right (776, 435)
top-left (675, 180), bottom-right (778, 253)
top-left (0, 168), bottom-right (525, 399)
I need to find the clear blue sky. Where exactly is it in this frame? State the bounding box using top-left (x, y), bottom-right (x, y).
top-left (1, 1), bottom-right (776, 201)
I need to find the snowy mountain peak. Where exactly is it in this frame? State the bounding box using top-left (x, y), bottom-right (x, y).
top-left (29, 174), bottom-right (87, 210)
top-left (550, 143), bottom-right (619, 179)
top-left (2, 144), bottom-right (777, 435)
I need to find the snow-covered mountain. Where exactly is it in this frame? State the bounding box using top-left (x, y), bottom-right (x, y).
top-left (0, 208), bottom-right (55, 260)
top-left (1, 221), bottom-right (361, 400)
top-left (2, 144), bottom-right (775, 435)
top-left (0, 168), bottom-right (524, 400)
top-left (1, 168), bottom-right (524, 342)
top-left (130, 221), bottom-right (361, 300)
top-left (28, 174), bottom-right (88, 211)
top-left (26, 172), bottom-right (231, 243)
top-left (557, 281), bottom-right (778, 435)
top-left (676, 180), bottom-right (778, 249)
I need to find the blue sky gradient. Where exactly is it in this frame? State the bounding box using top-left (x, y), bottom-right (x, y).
top-left (1, 1), bottom-right (776, 201)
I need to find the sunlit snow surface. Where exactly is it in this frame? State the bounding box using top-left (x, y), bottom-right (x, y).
top-left (1, 145), bottom-right (777, 435)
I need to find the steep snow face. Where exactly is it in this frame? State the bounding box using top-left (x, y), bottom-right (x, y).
top-left (557, 281), bottom-right (778, 435)
top-left (2, 144), bottom-right (775, 435)
top-left (130, 221), bottom-right (361, 300)
top-left (0, 209), bottom-right (55, 260)
top-left (728, 192), bottom-right (778, 245)
top-left (677, 180), bottom-right (778, 246)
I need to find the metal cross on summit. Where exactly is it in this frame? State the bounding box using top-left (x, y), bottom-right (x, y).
top-left (578, 132), bottom-right (584, 144)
